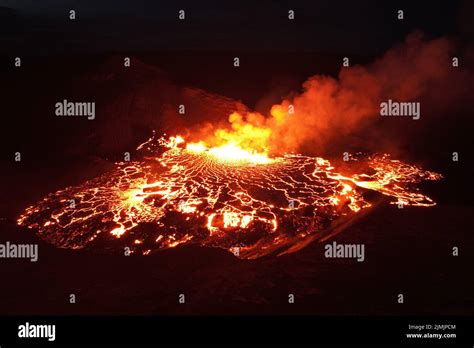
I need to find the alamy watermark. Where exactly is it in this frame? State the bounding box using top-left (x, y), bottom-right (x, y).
top-left (55, 99), bottom-right (95, 120)
top-left (0, 241), bottom-right (38, 262)
top-left (18, 322), bottom-right (55, 341)
top-left (380, 99), bottom-right (420, 120)
top-left (324, 241), bottom-right (365, 262)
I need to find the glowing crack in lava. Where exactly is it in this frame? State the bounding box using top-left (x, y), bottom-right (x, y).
top-left (17, 134), bottom-right (442, 259)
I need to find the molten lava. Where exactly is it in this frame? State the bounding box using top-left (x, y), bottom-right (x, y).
top-left (186, 141), bottom-right (274, 165)
top-left (17, 132), bottom-right (442, 259)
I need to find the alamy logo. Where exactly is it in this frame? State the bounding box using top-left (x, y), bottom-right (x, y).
top-left (0, 241), bottom-right (38, 262)
top-left (55, 99), bottom-right (95, 120)
top-left (324, 241), bottom-right (365, 262)
top-left (18, 322), bottom-right (56, 341)
top-left (380, 99), bottom-right (420, 120)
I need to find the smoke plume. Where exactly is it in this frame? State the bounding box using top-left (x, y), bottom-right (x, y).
top-left (201, 32), bottom-right (472, 155)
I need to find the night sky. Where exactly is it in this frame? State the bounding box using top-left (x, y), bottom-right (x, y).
top-left (0, 0), bottom-right (472, 55)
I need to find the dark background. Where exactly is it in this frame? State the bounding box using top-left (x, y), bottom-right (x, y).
top-left (0, 0), bottom-right (473, 316)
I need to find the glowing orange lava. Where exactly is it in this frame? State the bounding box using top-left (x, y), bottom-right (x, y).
top-left (186, 141), bottom-right (274, 165)
top-left (17, 133), bottom-right (442, 259)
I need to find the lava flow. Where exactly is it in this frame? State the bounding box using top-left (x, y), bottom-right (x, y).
top-left (17, 131), bottom-right (442, 259)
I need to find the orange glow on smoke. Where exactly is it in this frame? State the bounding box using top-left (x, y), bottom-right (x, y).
top-left (188, 33), bottom-right (467, 156)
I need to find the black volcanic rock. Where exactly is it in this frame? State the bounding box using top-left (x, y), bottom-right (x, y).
top-left (62, 56), bottom-right (247, 158)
